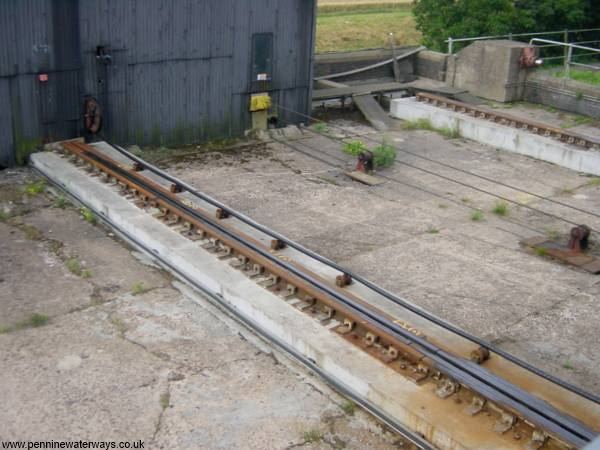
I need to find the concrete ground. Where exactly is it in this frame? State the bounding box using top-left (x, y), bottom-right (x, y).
top-left (162, 112), bottom-right (600, 397)
top-left (0, 170), bottom-right (405, 449)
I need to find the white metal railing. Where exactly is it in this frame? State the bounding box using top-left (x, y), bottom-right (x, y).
top-left (445, 27), bottom-right (600, 55)
top-left (529, 38), bottom-right (600, 78)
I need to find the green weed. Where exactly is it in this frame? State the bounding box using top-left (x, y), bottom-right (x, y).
top-left (340, 400), bottom-right (356, 415)
top-left (372, 141), bottom-right (397, 168)
top-left (342, 140), bottom-right (367, 156)
top-left (22, 224), bottom-right (43, 241)
top-left (0, 313), bottom-right (49, 334)
top-left (470, 210), bottom-right (484, 221)
top-left (562, 362), bottom-right (575, 370)
top-left (80, 207), bottom-right (97, 225)
top-left (53, 195), bottom-right (67, 209)
top-left (491, 201), bottom-right (509, 216)
top-left (160, 392), bottom-right (170, 410)
top-left (314, 122), bottom-right (329, 134)
top-left (535, 247), bottom-right (547, 257)
top-left (302, 429), bottom-right (323, 443)
top-left (24, 180), bottom-right (46, 196)
top-left (66, 258), bottom-right (91, 278)
top-left (131, 282), bottom-right (149, 296)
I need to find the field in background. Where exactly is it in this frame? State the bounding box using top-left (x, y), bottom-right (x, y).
top-left (316, 1), bottom-right (420, 53)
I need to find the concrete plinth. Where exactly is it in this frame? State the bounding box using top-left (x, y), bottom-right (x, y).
top-left (390, 97), bottom-right (600, 176)
top-left (446, 40), bottom-right (533, 102)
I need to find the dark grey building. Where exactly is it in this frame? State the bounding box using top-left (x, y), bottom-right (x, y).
top-left (0, 0), bottom-right (317, 167)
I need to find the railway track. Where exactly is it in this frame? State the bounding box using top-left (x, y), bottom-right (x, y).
top-left (415, 92), bottom-right (600, 150)
top-left (40, 139), bottom-right (600, 449)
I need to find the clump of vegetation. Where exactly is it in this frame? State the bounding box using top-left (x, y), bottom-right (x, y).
top-left (491, 201), bottom-right (509, 216)
top-left (24, 180), bottom-right (46, 195)
top-left (80, 207), bottom-right (97, 225)
top-left (562, 362), bottom-right (575, 370)
top-left (585, 177), bottom-right (600, 187)
top-left (340, 400), bottom-right (356, 416)
top-left (0, 211), bottom-right (8, 222)
top-left (302, 429), bottom-right (323, 443)
top-left (372, 141), bottom-right (397, 168)
top-left (160, 392), bottom-right (170, 410)
top-left (402, 118), bottom-right (435, 131)
top-left (22, 224), bottom-right (43, 241)
top-left (131, 282), bottom-right (149, 296)
top-left (545, 228), bottom-right (560, 240)
top-left (535, 247), bottom-right (548, 257)
top-left (66, 257), bottom-right (91, 278)
top-left (0, 313), bottom-right (49, 334)
top-left (426, 226), bottom-right (440, 234)
top-left (53, 195), bottom-right (67, 209)
top-left (402, 119), bottom-right (459, 139)
top-left (314, 122), bottom-right (329, 134)
top-left (342, 140), bottom-right (367, 156)
top-left (470, 210), bottom-right (484, 221)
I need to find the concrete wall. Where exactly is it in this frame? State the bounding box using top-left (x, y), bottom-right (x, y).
top-left (415, 50), bottom-right (447, 81)
top-left (524, 72), bottom-right (600, 118)
top-left (446, 40), bottom-right (533, 102)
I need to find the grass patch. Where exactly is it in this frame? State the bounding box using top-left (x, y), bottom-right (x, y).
top-left (491, 201), bottom-right (509, 216)
top-left (80, 207), bottom-right (97, 225)
top-left (340, 400), bottom-right (356, 415)
top-left (372, 141), bottom-right (397, 168)
top-left (402, 118), bottom-right (434, 131)
top-left (110, 316), bottom-right (128, 335)
top-left (535, 247), bottom-right (548, 257)
top-left (585, 177), bottom-right (600, 187)
top-left (553, 69), bottom-right (600, 86)
top-left (22, 224), bottom-right (43, 241)
top-left (402, 119), bottom-right (460, 139)
top-left (24, 180), bottom-right (46, 196)
top-left (342, 140), bottom-right (367, 156)
top-left (470, 210), bottom-right (484, 221)
top-left (0, 210), bottom-right (8, 222)
top-left (316, 4), bottom-right (419, 52)
top-left (66, 257), bottom-right (91, 278)
top-left (302, 429), bottom-right (323, 443)
top-left (131, 282), bottom-right (149, 296)
top-left (160, 392), bottom-right (170, 410)
top-left (562, 362), bottom-right (575, 370)
top-left (545, 228), bottom-right (561, 240)
top-left (53, 195), bottom-right (68, 209)
top-left (0, 313), bottom-right (49, 334)
top-left (426, 226), bottom-right (440, 234)
top-left (314, 122), bottom-right (329, 134)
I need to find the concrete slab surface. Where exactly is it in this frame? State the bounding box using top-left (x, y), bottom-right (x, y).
top-left (149, 120), bottom-right (600, 398)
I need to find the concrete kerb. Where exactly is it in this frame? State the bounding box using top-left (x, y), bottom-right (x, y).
top-left (390, 97), bottom-right (600, 176)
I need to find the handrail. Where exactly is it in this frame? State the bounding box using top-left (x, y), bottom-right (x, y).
top-left (445, 27), bottom-right (600, 55)
top-left (529, 37), bottom-right (600, 77)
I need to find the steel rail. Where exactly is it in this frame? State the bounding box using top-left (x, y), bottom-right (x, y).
top-left (33, 164), bottom-right (435, 450)
top-left (415, 92), bottom-right (600, 149)
top-left (65, 142), bottom-right (596, 447)
top-left (98, 135), bottom-right (600, 406)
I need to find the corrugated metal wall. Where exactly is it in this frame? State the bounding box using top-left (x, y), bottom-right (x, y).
top-left (0, 0), bottom-right (316, 166)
